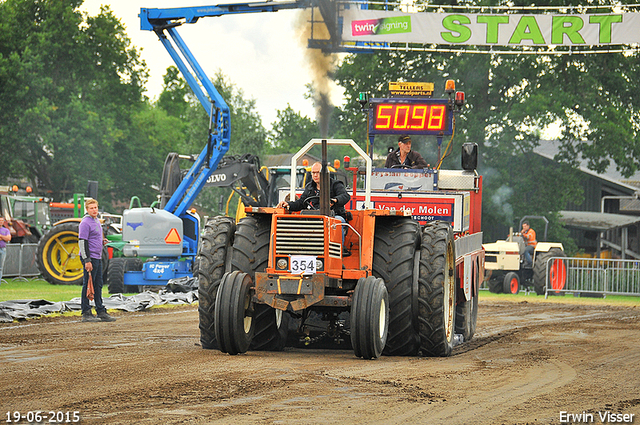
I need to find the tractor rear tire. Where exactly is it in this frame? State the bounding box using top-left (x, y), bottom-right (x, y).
top-left (417, 221), bottom-right (457, 357)
top-left (351, 276), bottom-right (389, 359)
top-left (197, 216), bottom-right (236, 349)
top-left (455, 293), bottom-right (478, 342)
top-left (215, 271), bottom-right (255, 355)
top-left (533, 248), bottom-right (567, 295)
top-left (372, 217), bottom-right (421, 356)
top-left (487, 274), bottom-right (503, 293)
top-left (503, 271), bottom-right (520, 294)
top-left (36, 222), bottom-right (83, 285)
top-left (455, 259), bottom-right (479, 342)
top-left (231, 215), bottom-right (289, 351)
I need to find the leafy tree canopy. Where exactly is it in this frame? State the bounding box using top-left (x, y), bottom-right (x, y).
top-left (0, 0), bottom-right (157, 205)
top-left (269, 104), bottom-right (318, 153)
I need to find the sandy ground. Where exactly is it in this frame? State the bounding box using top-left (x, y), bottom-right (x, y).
top-left (1, 296), bottom-right (639, 425)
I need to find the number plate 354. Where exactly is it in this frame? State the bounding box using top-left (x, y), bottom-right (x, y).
top-left (290, 256), bottom-right (316, 275)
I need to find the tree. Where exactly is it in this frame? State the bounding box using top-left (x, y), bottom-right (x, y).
top-left (269, 105), bottom-right (318, 153)
top-left (155, 68), bottom-right (269, 215)
top-left (0, 0), bottom-right (149, 204)
top-left (156, 66), bottom-right (190, 120)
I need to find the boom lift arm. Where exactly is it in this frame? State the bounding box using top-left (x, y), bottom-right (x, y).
top-left (139, 0), bottom-right (311, 218)
top-left (119, 1), bottom-right (322, 288)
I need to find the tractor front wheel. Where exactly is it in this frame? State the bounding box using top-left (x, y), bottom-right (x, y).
top-left (36, 222), bottom-right (83, 285)
top-left (487, 274), bottom-right (503, 293)
top-left (215, 271), bottom-right (255, 355)
top-left (232, 215), bottom-right (288, 351)
top-left (351, 276), bottom-right (389, 360)
top-left (503, 271), bottom-right (520, 294)
top-left (372, 217), bottom-right (421, 356)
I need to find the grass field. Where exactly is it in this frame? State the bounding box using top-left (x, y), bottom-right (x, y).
top-left (1, 277), bottom-right (639, 307)
top-left (479, 288), bottom-right (640, 307)
top-left (0, 278), bottom-right (137, 302)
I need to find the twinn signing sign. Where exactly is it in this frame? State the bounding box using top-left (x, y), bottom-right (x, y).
top-left (341, 9), bottom-right (640, 46)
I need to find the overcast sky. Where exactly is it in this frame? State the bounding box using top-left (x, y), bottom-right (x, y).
top-left (80, 0), bottom-right (343, 129)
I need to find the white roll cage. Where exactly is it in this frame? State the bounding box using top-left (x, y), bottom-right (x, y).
top-left (289, 139), bottom-right (372, 209)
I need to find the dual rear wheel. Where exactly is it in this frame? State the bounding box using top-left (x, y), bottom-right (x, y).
top-left (373, 218), bottom-right (465, 357)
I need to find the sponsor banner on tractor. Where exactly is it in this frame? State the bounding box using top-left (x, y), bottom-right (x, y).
top-left (357, 196), bottom-right (455, 224)
top-left (351, 190), bottom-right (470, 232)
top-left (341, 9), bottom-right (640, 46)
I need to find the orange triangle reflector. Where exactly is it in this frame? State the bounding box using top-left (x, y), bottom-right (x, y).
top-left (165, 228), bottom-right (182, 244)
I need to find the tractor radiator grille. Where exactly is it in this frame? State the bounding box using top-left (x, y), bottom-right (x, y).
top-left (275, 217), bottom-right (325, 255)
top-left (329, 241), bottom-right (342, 258)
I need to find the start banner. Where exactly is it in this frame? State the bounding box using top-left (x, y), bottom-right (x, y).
top-left (341, 9), bottom-right (640, 46)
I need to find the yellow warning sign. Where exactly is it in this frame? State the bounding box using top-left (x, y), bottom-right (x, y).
top-left (165, 228), bottom-right (181, 245)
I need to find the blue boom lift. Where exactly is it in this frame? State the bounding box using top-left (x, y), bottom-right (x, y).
top-left (120, 1), bottom-right (327, 289)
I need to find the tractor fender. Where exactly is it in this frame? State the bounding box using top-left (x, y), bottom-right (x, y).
top-left (534, 242), bottom-right (564, 253)
top-left (53, 218), bottom-right (83, 226)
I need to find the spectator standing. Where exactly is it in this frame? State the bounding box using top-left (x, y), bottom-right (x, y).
top-left (0, 217), bottom-right (12, 283)
top-left (79, 198), bottom-right (115, 322)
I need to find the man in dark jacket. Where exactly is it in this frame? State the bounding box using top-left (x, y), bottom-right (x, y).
top-left (385, 135), bottom-right (428, 169)
top-left (277, 162), bottom-right (351, 249)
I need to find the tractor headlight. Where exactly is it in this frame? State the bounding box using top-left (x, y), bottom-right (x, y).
top-left (276, 258), bottom-right (288, 270)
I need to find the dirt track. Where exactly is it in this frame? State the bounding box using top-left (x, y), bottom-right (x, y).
top-left (1, 297), bottom-right (639, 425)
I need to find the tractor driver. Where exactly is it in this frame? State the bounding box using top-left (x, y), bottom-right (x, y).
top-left (385, 135), bottom-right (428, 169)
top-left (521, 220), bottom-right (537, 267)
top-left (277, 162), bottom-right (351, 253)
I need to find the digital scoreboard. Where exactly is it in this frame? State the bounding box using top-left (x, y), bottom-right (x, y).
top-left (368, 98), bottom-right (453, 136)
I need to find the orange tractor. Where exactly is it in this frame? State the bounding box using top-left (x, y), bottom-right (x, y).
top-left (198, 134), bottom-right (484, 358)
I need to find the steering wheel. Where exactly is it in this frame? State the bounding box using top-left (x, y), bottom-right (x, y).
top-left (391, 164), bottom-right (411, 169)
top-left (303, 196), bottom-right (320, 210)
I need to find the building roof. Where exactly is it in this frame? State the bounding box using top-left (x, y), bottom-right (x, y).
top-left (559, 210), bottom-right (640, 232)
top-left (534, 140), bottom-right (640, 194)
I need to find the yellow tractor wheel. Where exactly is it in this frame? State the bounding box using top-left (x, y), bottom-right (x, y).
top-left (36, 222), bottom-right (84, 285)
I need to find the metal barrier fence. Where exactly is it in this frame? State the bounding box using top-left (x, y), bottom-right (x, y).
top-left (3, 244), bottom-right (40, 279)
top-left (545, 256), bottom-right (640, 298)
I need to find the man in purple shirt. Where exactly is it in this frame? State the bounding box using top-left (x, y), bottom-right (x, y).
top-left (78, 198), bottom-right (115, 322)
top-left (0, 217), bottom-right (12, 283)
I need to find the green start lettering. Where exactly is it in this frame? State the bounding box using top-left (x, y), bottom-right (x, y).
top-left (441, 15), bottom-right (472, 43)
top-left (509, 16), bottom-right (546, 44)
top-left (440, 13), bottom-right (623, 46)
top-left (477, 15), bottom-right (509, 44)
top-left (589, 14), bottom-right (623, 43)
top-left (552, 16), bottom-right (585, 44)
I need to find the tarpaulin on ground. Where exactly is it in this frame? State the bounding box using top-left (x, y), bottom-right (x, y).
top-left (0, 289), bottom-right (199, 323)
